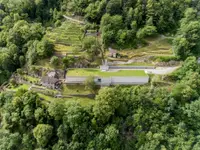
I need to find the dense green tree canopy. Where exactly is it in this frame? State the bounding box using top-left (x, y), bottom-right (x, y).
top-left (1, 61), bottom-right (200, 149)
top-left (1, 0), bottom-right (200, 149)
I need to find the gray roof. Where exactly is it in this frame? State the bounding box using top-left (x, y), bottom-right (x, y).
top-left (109, 48), bottom-right (117, 54)
top-left (41, 76), bottom-right (59, 84)
top-left (47, 72), bottom-right (56, 77)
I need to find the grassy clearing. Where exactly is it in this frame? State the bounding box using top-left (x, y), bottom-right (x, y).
top-left (38, 93), bottom-right (95, 106)
top-left (62, 85), bottom-right (90, 95)
top-left (67, 69), bottom-right (147, 77)
top-left (37, 84), bottom-right (94, 106)
top-left (35, 58), bottom-right (51, 68)
top-left (35, 58), bottom-right (63, 69)
top-left (67, 97), bottom-right (95, 106)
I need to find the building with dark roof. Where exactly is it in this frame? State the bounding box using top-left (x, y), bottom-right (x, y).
top-left (41, 77), bottom-right (60, 89)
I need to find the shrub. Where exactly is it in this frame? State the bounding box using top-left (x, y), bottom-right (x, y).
top-left (10, 79), bottom-right (17, 87)
top-left (84, 76), bottom-right (98, 94)
top-left (55, 20), bottom-right (61, 27)
top-left (137, 25), bottom-right (157, 39)
top-left (50, 56), bottom-right (59, 67)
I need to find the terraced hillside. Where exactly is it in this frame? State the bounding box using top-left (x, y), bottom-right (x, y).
top-left (45, 21), bottom-right (83, 54)
top-left (108, 35), bottom-right (173, 60)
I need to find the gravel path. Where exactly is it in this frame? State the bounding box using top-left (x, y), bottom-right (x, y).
top-left (109, 66), bottom-right (180, 75)
top-left (144, 67), bottom-right (180, 75)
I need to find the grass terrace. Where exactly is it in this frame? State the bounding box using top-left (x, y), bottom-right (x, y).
top-left (107, 35), bottom-right (173, 61)
top-left (38, 94), bottom-right (95, 106)
top-left (45, 21), bottom-right (83, 48)
top-left (67, 69), bottom-right (147, 77)
top-left (8, 84), bottom-right (30, 91)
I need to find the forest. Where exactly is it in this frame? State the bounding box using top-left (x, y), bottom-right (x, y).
top-left (1, 0), bottom-right (200, 149)
top-left (1, 57), bottom-right (200, 149)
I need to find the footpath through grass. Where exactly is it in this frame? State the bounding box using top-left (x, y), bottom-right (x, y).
top-left (67, 69), bottom-right (147, 77)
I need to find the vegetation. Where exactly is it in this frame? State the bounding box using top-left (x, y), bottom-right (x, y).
top-left (46, 21), bottom-right (83, 47)
top-left (1, 0), bottom-right (197, 83)
top-left (1, 57), bottom-right (200, 149)
top-left (1, 0), bottom-right (200, 149)
top-left (67, 69), bottom-right (147, 77)
top-left (84, 76), bottom-right (99, 94)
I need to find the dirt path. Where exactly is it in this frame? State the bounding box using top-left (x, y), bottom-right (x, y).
top-left (63, 15), bottom-right (85, 24)
top-left (144, 66), bottom-right (180, 75)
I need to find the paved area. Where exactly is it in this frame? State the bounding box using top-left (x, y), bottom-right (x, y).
top-left (109, 66), bottom-right (180, 75)
top-left (145, 67), bottom-right (180, 75)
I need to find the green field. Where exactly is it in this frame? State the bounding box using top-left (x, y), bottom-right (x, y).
top-left (67, 69), bottom-right (147, 77)
top-left (62, 85), bottom-right (90, 95)
top-left (38, 93), bottom-right (95, 106)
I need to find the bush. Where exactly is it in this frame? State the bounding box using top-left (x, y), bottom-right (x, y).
top-left (10, 79), bottom-right (17, 87)
top-left (137, 25), bottom-right (157, 39)
top-left (50, 56), bottom-right (59, 67)
top-left (84, 76), bottom-right (98, 94)
top-left (55, 20), bottom-right (61, 27)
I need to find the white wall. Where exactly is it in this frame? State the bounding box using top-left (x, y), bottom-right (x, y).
top-left (66, 76), bottom-right (149, 85)
top-left (111, 77), bottom-right (149, 85)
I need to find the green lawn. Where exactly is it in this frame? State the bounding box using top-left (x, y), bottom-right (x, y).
top-left (67, 69), bottom-right (147, 77)
top-left (62, 85), bottom-right (90, 95)
top-left (38, 93), bottom-right (95, 106)
top-left (38, 84), bottom-right (95, 106)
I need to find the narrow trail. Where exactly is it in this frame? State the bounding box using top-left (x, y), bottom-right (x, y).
top-left (109, 66), bottom-right (180, 75)
top-left (144, 66), bottom-right (180, 75)
top-left (63, 15), bottom-right (85, 24)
